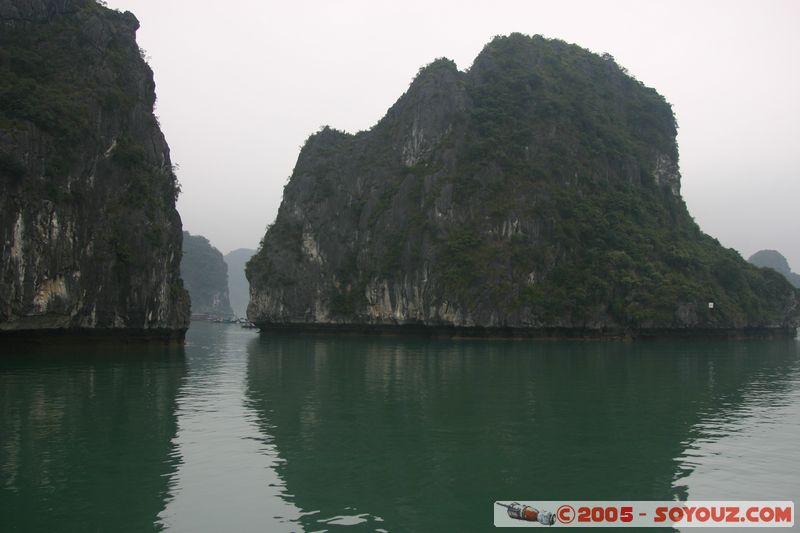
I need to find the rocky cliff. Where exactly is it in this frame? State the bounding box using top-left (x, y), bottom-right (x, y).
top-left (181, 232), bottom-right (233, 318)
top-left (0, 0), bottom-right (189, 337)
top-left (247, 34), bottom-right (799, 337)
top-left (748, 250), bottom-right (800, 289)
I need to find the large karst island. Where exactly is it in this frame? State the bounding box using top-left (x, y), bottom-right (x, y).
top-left (0, 0), bottom-right (189, 338)
top-left (247, 34), bottom-right (799, 338)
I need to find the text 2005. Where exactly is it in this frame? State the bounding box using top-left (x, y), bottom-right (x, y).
top-left (577, 506), bottom-right (634, 523)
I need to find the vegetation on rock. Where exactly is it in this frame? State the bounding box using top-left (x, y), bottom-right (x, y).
top-left (181, 232), bottom-right (233, 318)
top-left (0, 0), bottom-right (189, 335)
top-left (242, 33), bottom-right (797, 335)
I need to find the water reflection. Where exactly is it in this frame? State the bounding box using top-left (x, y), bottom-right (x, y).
top-left (157, 323), bottom-right (301, 532)
top-left (244, 335), bottom-right (800, 532)
top-left (0, 341), bottom-right (186, 532)
top-left (676, 340), bottom-right (800, 505)
top-left (1, 330), bottom-right (797, 532)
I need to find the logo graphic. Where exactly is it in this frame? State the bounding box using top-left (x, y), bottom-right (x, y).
top-left (496, 502), bottom-right (556, 526)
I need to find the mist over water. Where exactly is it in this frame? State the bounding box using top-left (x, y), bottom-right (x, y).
top-left (1, 324), bottom-right (798, 531)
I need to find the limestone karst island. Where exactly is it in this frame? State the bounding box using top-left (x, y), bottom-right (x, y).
top-left (1, 0), bottom-right (188, 338)
top-left (245, 35), bottom-right (799, 338)
top-left (2, 1), bottom-right (800, 532)
top-left (1, 1), bottom-right (798, 339)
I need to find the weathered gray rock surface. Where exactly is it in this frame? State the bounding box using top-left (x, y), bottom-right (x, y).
top-left (0, 0), bottom-right (189, 338)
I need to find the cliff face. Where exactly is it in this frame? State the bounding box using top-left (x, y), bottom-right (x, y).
top-left (0, 0), bottom-right (189, 337)
top-left (181, 232), bottom-right (233, 318)
top-left (247, 34), bottom-right (799, 336)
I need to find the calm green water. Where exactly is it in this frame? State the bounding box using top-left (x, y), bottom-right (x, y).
top-left (1, 323), bottom-right (798, 532)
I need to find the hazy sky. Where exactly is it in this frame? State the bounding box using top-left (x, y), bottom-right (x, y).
top-left (105, 0), bottom-right (799, 269)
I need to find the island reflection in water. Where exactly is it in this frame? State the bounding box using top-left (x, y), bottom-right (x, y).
top-left (243, 332), bottom-right (800, 532)
top-left (1, 323), bottom-right (798, 532)
top-left (0, 341), bottom-right (186, 531)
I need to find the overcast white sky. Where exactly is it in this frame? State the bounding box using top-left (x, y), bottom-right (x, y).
top-left (105, 0), bottom-right (799, 270)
